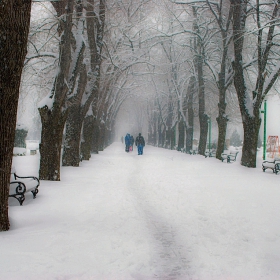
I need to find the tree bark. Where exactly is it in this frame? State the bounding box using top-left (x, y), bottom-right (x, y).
top-left (39, 0), bottom-right (74, 180)
top-left (61, 0), bottom-right (105, 162)
top-left (62, 63), bottom-right (87, 167)
top-left (216, 101), bottom-right (228, 159)
top-left (80, 115), bottom-right (94, 160)
top-left (177, 119), bottom-right (185, 151)
top-left (197, 51), bottom-right (208, 155)
top-left (152, 112), bottom-right (157, 146)
top-left (0, 0), bottom-right (32, 231)
top-left (185, 76), bottom-right (195, 153)
top-left (206, 0), bottom-right (232, 160)
top-left (91, 118), bottom-right (100, 154)
top-left (62, 106), bottom-right (83, 167)
top-left (98, 122), bottom-right (106, 151)
top-left (242, 116), bottom-right (261, 167)
top-left (230, 0), bottom-right (262, 167)
top-left (192, 6), bottom-right (208, 156)
top-left (39, 108), bottom-right (67, 180)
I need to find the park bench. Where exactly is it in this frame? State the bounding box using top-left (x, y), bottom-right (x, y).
top-left (205, 149), bottom-right (216, 158)
top-left (221, 151), bottom-right (239, 163)
top-left (275, 162), bottom-right (280, 175)
top-left (188, 149), bottom-right (198, 155)
top-left (262, 157), bottom-right (280, 174)
top-left (9, 167), bottom-right (40, 205)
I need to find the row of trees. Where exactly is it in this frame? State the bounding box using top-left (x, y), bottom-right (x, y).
top-left (140, 0), bottom-right (280, 168)
top-left (1, 0), bottom-right (280, 231)
top-left (1, 0), bottom-right (152, 231)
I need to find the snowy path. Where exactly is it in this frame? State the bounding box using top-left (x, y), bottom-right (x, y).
top-left (125, 151), bottom-right (191, 279)
top-left (2, 142), bottom-right (280, 280)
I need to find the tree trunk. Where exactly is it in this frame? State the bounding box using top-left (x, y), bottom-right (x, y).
top-left (81, 115), bottom-right (94, 160)
top-left (158, 123), bottom-right (162, 147)
top-left (62, 0), bottom-right (105, 166)
top-left (62, 106), bottom-right (83, 167)
top-left (185, 76), bottom-right (195, 153)
top-left (62, 62), bottom-right (87, 167)
top-left (39, 108), bottom-right (67, 180)
top-left (216, 100), bottom-right (228, 159)
top-left (60, 0), bottom-right (87, 167)
top-left (231, 0), bottom-right (261, 167)
top-left (39, 0), bottom-right (74, 180)
top-left (206, 0), bottom-right (232, 160)
top-left (98, 123), bottom-right (106, 151)
top-left (104, 126), bottom-right (111, 148)
top-left (216, 35), bottom-right (230, 159)
top-left (230, 0), bottom-right (280, 167)
top-left (153, 114), bottom-right (157, 146)
top-left (165, 129), bottom-right (171, 149)
top-left (197, 54), bottom-right (208, 155)
top-left (192, 6), bottom-right (208, 156)
top-left (158, 122), bottom-right (165, 148)
top-left (148, 123), bottom-right (152, 145)
top-left (171, 127), bottom-right (176, 150)
top-left (186, 127), bottom-right (193, 153)
top-left (241, 115), bottom-right (261, 167)
top-left (91, 119), bottom-right (99, 154)
top-left (0, 0), bottom-right (32, 231)
top-left (198, 114), bottom-right (208, 155)
top-left (177, 119), bottom-right (185, 151)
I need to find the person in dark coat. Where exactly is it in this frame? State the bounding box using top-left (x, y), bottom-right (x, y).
top-left (130, 135), bottom-right (134, 151)
top-left (125, 133), bottom-right (130, 152)
top-left (135, 133), bottom-right (145, 155)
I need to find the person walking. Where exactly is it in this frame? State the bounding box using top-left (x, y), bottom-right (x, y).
top-left (125, 133), bottom-right (131, 152)
top-left (130, 135), bottom-right (134, 151)
top-left (135, 133), bottom-right (145, 155)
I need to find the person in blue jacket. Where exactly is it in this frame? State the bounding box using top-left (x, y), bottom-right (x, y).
top-left (135, 133), bottom-right (145, 155)
top-left (125, 133), bottom-right (131, 152)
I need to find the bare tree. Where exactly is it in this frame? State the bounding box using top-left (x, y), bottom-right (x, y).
top-left (230, 0), bottom-right (280, 167)
top-left (205, 0), bottom-right (234, 159)
top-left (38, 0), bottom-right (89, 179)
top-left (62, 0), bottom-right (106, 167)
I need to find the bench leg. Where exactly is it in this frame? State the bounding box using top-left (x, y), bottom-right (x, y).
top-left (31, 188), bottom-right (39, 199)
top-left (9, 194), bottom-right (25, 206)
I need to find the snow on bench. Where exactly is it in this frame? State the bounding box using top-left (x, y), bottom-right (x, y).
top-left (9, 167), bottom-right (40, 205)
top-left (221, 151), bottom-right (239, 163)
top-left (262, 157), bottom-right (280, 174)
top-left (205, 149), bottom-right (216, 158)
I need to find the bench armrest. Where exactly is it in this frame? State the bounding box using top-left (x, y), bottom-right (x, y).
top-left (14, 174), bottom-right (40, 185)
top-left (10, 181), bottom-right (26, 194)
top-left (275, 163), bottom-right (280, 174)
top-left (262, 160), bottom-right (275, 164)
top-left (9, 173), bottom-right (40, 205)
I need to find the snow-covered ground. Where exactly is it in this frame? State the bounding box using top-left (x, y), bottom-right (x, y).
top-left (2, 142), bottom-right (280, 280)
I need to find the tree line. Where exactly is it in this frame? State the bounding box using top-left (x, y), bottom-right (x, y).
top-left (1, 0), bottom-right (280, 231)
